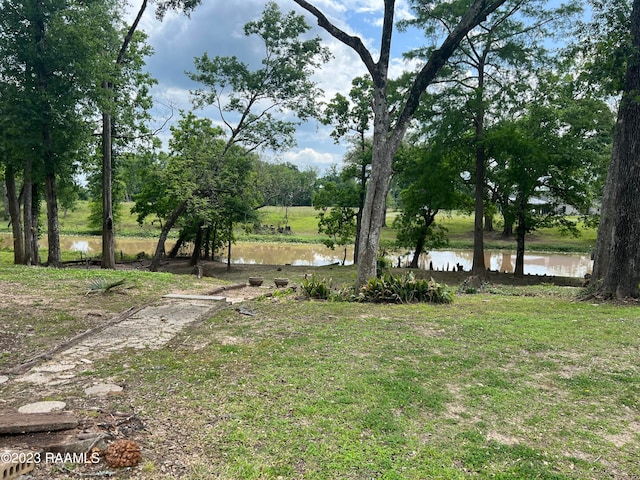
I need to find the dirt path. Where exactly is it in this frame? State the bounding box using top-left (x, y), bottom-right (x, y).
top-left (1, 285), bottom-right (266, 408)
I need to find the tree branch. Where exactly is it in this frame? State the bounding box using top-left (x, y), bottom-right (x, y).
top-left (291, 0), bottom-right (377, 77)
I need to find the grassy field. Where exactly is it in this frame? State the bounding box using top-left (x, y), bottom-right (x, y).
top-left (0, 202), bottom-right (598, 254)
top-left (0, 264), bottom-right (638, 479)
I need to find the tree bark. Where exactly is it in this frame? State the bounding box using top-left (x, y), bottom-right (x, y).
top-left (5, 165), bottom-right (25, 264)
top-left (169, 231), bottom-right (186, 258)
top-left (30, 183), bottom-right (40, 265)
top-left (44, 173), bottom-right (61, 266)
top-left (484, 212), bottom-right (494, 232)
top-left (190, 221), bottom-right (204, 266)
top-left (226, 219), bottom-right (232, 272)
top-left (23, 161), bottom-right (35, 265)
top-left (354, 160), bottom-right (367, 264)
top-left (101, 108), bottom-right (116, 269)
top-left (409, 227), bottom-right (427, 269)
top-left (593, 0), bottom-right (640, 298)
top-left (149, 199), bottom-right (188, 271)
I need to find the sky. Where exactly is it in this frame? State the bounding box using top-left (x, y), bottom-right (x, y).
top-left (132, 0), bottom-right (423, 174)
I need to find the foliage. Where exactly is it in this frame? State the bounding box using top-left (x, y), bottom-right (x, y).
top-left (86, 277), bottom-right (128, 295)
top-left (300, 274), bottom-right (332, 300)
top-left (572, 0), bottom-right (633, 94)
top-left (188, 1), bottom-right (331, 152)
top-left (253, 161), bottom-right (317, 207)
top-left (392, 143), bottom-right (466, 266)
top-left (313, 165), bottom-right (359, 254)
top-left (357, 272), bottom-right (453, 304)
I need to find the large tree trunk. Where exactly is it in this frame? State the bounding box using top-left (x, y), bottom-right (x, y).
top-left (471, 59), bottom-right (487, 276)
top-left (354, 160), bottom-right (367, 264)
top-left (168, 231), bottom-right (187, 258)
top-left (190, 221), bottom-right (204, 266)
top-left (5, 165), bottom-right (25, 264)
top-left (101, 108), bottom-right (116, 269)
top-left (101, 1), bottom-right (148, 269)
top-left (593, 0), bottom-right (640, 298)
top-left (226, 219), bottom-right (232, 272)
top-left (409, 227), bottom-right (427, 269)
top-left (356, 88), bottom-right (395, 286)
top-left (149, 199), bottom-right (188, 272)
top-left (484, 212), bottom-right (494, 232)
top-left (23, 161), bottom-right (35, 265)
top-left (30, 184), bottom-right (40, 265)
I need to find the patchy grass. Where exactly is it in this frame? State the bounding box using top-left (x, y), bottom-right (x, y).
top-left (74, 283), bottom-right (639, 479)
top-left (0, 265), bottom-right (224, 370)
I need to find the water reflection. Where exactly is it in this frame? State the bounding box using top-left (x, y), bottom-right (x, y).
top-left (0, 233), bottom-right (592, 277)
top-left (395, 250), bottom-right (592, 278)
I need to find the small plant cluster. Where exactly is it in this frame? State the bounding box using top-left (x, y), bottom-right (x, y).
top-left (301, 274), bottom-right (332, 300)
top-left (358, 272), bottom-right (453, 304)
top-left (300, 272), bottom-right (453, 304)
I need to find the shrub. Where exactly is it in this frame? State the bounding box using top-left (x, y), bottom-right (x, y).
top-left (358, 272), bottom-right (453, 304)
top-left (300, 275), bottom-right (332, 300)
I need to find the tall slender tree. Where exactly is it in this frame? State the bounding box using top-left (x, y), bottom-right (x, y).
top-left (100, 0), bottom-right (202, 269)
top-left (322, 76), bottom-right (374, 263)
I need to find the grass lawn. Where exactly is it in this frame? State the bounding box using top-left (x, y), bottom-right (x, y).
top-left (1, 263), bottom-right (637, 479)
top-left (90, 286), bottom-right (639, 479)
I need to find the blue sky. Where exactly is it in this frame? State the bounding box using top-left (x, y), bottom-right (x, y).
top-left (133, 0), bottom-right (421, 173)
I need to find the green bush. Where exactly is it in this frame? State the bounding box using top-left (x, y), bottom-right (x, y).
top-left (358, 272), bottom-right (453, 304)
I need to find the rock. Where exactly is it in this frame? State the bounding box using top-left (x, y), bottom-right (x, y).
top-left (0, 375), bottom-right (8, 384)
top-left (18, 401), bottom-right (66, 414)
top-left (84, 383), bottom-right (123, 396)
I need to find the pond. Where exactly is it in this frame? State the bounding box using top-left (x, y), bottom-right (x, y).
top-left (0, 234), bottom-right (592, 278)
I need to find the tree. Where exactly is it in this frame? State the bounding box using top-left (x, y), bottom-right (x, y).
top-left (402, 0), bottom-right (580, 277)
top-left (0, 0), bottom-right (119, 266)
top-left (485, 75), bottom-right (614, 276)
top-left (591, 0), bottom-right (640, 297)
top-left (313, 166), bottom-right (359, 265)
top-left (253, 161), bottom-right (317, 208)
top-left (292, 0), bottom-right (514, 287)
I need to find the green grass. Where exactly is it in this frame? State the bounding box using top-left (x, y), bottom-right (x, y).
top-left (79, 287), bottom-right (640, 479)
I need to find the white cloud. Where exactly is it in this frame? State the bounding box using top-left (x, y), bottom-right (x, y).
top-left (282, 148), bottom-right (338, 169)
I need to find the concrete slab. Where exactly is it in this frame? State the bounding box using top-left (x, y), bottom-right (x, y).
top-left (84, 383), bottom-right (123, 396)
top-left (18, 401), bottom-right (66, 414)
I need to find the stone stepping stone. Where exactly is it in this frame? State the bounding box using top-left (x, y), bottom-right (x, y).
top-left (18, 401), bottom-right (66, 414)
top-left (0, 411), bottom-right (78, 434)
top-left (84, 383), bottom-right (123, 396)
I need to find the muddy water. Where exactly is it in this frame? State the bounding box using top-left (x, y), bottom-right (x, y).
top-left (0, 234), bottom-right (592, 277)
